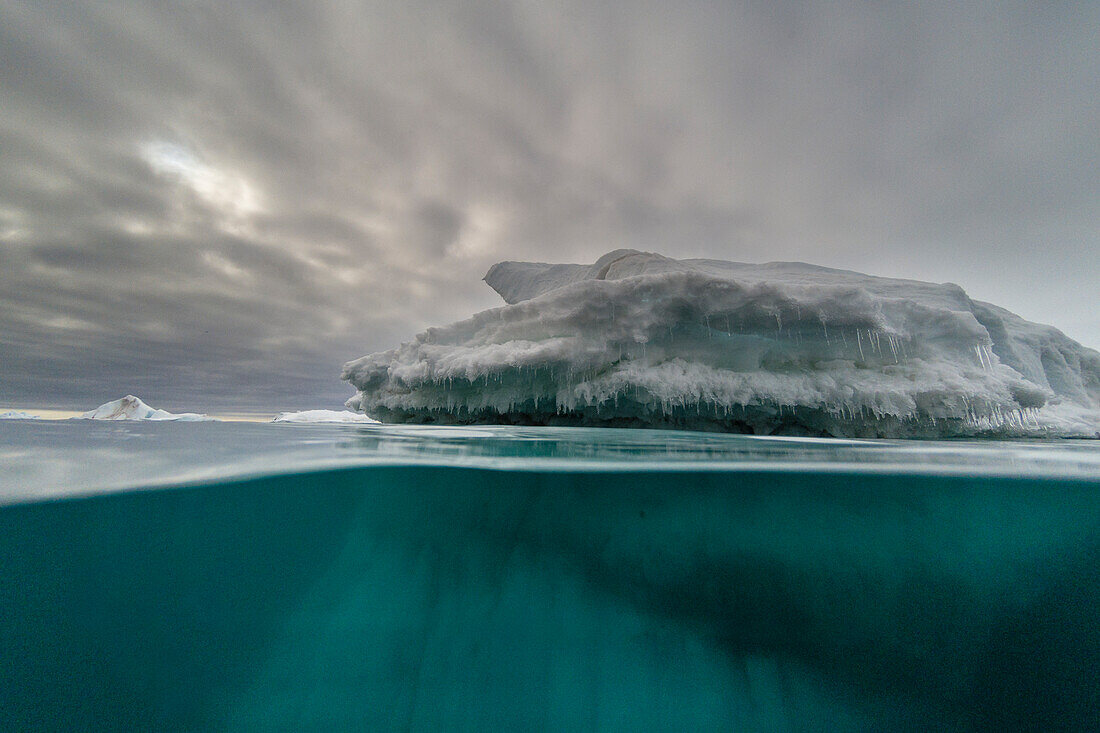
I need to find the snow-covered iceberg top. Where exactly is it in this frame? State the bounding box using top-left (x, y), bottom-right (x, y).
top-left (344, 250), bottom-right (1100, 438)
top-left (0, 411), bottom-right (39, 420)
top-left (272, 410), bottom-right (379, 424)
top-left (75, 395), bottom-right (214, 422)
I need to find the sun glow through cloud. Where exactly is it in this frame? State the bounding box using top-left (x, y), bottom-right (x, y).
top-left (140, 141), bottom-right (263, 224)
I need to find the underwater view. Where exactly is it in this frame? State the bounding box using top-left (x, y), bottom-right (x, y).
top-left (2, 420), bottom-right (1098, 731)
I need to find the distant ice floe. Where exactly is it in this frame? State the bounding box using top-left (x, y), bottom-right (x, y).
top-left (273, 410), bottom-right (379, 424)
top-left (0, 411), bottom-right (39, 420)
top-left (344, 249), bottom-right (1100, 438)
top-left (75, 395), bottom-right (214, 422)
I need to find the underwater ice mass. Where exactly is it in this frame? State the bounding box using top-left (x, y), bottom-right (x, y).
top-left (344, 250), bottom-right (1100, 437)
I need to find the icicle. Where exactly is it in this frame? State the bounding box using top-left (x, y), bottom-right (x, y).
top-left (973, 343), bottom-right (988, 370)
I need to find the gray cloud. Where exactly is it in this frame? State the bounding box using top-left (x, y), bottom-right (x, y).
top-left (1, 0), bottom-right (1097, 411)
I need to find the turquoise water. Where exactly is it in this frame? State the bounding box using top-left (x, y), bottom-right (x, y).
top-left (1, 422), bottom-right (1098, 730)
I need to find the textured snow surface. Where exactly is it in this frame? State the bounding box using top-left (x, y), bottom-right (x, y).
top-left (345, 250), bottom-right (1100, 438)
top-left (0, 411), bottom-right (39, 420)
top-left (273, 410), bottom-right (379, 423)
top-left (75, 395), bottom-right (214, 422)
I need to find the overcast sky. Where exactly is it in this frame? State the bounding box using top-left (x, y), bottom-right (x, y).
top-left (2, 0), bottom-right (1098, 412)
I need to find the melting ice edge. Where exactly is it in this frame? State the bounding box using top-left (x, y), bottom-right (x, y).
top-left (344, 250), bottom-right (1100, 438)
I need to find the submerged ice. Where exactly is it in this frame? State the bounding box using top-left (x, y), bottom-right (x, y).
top-left (344, 250), bottom-right (1100, 438)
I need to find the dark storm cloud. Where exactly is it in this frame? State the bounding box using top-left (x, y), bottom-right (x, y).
top-left (1, 0), bottom-right (1098, 411)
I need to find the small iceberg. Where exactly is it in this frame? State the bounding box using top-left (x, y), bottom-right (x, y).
top-left (273, 410), bottom-right (379, 424)
top-left (0, 411), bottom-right (39, 420)
top-left (344, 249), bottom-right (1100, 438)
top-left (75, 395), bottom-right (214, 422)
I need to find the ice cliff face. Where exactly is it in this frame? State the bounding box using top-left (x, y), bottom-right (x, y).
top-left (344, 250), bottom-right (1100, 438)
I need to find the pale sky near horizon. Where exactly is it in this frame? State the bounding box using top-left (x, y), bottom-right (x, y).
top-left (2, 0), bottom-right (1098, 412)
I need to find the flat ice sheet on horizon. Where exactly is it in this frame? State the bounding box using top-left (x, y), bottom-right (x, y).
top-left (273, 410), bottom-right (379, 423)
top-left (343, 250), bottom-right (1100, 438)
top-left (0, 411), bottom-right (39, 420)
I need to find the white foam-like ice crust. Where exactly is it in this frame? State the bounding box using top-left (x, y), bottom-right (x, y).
top-left (273, 410), bottom-right (379, 423)
top-left (75, 395), bottom-right (214, 422)
top-left (344, 250), bottom-right (1100, 438)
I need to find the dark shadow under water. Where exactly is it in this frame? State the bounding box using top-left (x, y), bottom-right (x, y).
top-left (1, 468), bottom-right (1098, 731)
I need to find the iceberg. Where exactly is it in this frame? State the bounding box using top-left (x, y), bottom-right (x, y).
top-left (0, 411), bottom-right (39, 420)
top-left (272, 410), bottom-right (379, 424)
top-left (344, 250), bottom-right (1100, 438)
top-left (75, 395), bottom-right (214, 422)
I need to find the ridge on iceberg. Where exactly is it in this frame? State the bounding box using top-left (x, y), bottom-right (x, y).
top-left (75, 395), bottom-right (214, 422)
top-left (343, 250), bottom-right (1100, 438)
top-left (273, 410), bottom-right (379, 423)
top-left (0, 411), bottom-right (39, 420)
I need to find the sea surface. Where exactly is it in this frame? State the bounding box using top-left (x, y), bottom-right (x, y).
top-left (1, 420), bottom-right (1098, 731)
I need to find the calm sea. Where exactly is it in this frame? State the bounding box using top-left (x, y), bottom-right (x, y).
top-left (2, 421), bottom-right (1098, 730)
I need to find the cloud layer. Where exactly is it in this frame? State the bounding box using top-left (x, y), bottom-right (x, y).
top-left (2, 0), bottom-right (1098, 411)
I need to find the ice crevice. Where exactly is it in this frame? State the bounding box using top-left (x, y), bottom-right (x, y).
top-left (343, 250), bottom-right (1100, 438)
